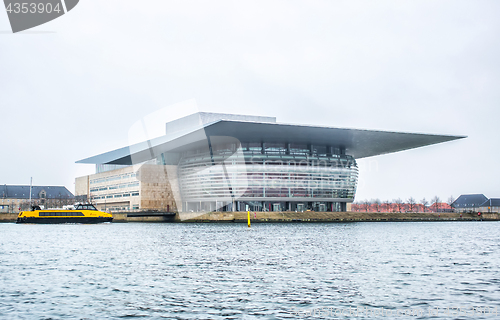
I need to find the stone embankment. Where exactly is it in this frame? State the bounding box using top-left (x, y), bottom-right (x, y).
top-left (0, 213), bottom-right (18, 222)
top-left (176, 211), bottom-right (500, 223)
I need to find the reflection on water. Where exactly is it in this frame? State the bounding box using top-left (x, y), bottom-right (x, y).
top-left (1, 222), bottom-right (499, 319)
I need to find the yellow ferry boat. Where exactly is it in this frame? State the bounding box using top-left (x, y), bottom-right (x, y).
top-left (17, 203), bottom-right (113, 224)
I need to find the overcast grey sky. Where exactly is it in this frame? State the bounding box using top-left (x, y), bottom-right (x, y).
top-left (1, 0), bottom-right (499, 202)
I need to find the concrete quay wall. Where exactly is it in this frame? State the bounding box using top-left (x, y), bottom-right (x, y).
top-left (177, 211), bottom-right (500, 223)
top-left (0, 213), bottom-right (19, 222)
top-left (112, 212), bottom-right (175, 222)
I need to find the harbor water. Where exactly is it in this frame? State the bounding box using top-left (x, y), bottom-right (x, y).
top-left (1, 222), bottom-right (499, 319)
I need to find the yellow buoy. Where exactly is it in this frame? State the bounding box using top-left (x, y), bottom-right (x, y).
top-left (247, 211), bottom-right (251, 228)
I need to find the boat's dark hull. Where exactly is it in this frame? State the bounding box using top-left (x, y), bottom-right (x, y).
top-left (16, 217), bottom-right (113, 224)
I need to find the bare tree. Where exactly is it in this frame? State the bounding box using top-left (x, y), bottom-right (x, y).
top-left (352, 202), bottom-right (360, 212)
top-left (431, 196), bottom-right (440, 212)
top-left (363, 199), bottom-right (372, 212)
top-left (353, 201), bottom-right (363, 212)
top-left (407, 197), bottom-right (416, 212)
top-left (420, 198), bottom-right (428, 212)
top-left (447, 195), bottom-right (455, 211)
top-left (383, 200), bottom-right (391, 212)
top-left (373, 199), bottom-right (381, 212)
top-left (357, 202), bottom-right (364, 212)
top-left (356, 202), bottom-right (363, 212)
top-left (394, 198), bottom-right (404, 212)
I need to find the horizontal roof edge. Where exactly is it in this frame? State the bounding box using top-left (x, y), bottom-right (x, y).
top-left (76, 119), bottom-right (466, 165)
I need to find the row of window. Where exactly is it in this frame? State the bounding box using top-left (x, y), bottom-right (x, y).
top-left (182, 189), bottom-right (354, 199)
top-left (180, 155), bottom-right (356, 170)
top-left (90, 173), bottom-right (137, 185)
top-left (186, 201), bottom-right (346, 212)
top-left (39, 212), bottom-right (85, 217)
top-left (1, 199), bottom-right (18, 203)
top-left (180, 172), bottom-right (357, 181)
top-left (90, 182), bottom-right (140, 192)
top-left (106, 205), bottom-right (140, 211)
top-left (92, 192), bottom-right (140, 200)
top-left (183, 143), bottom-right (346, 155)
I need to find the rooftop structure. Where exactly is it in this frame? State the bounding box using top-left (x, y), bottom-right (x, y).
top-left (1, 185), bottom-right (74, 199)
top-left (0, 185), bottom-right (74, 213)
top-left (480, 198), bottom-right (500, 207)
top-left (479, 198), bottom-right (500, 213)
top-left (451, 194), bottom-right (488, 212)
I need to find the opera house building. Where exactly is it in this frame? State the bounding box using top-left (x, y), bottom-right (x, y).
top-left (75, 112), bottom-right (464, 213)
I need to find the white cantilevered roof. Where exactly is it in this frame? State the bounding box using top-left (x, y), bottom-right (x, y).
top-left (77, 119), bottom-right (465, 165)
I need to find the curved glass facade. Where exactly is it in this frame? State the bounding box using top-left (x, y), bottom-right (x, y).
top-left (177, 141), bottom-right (358, 212)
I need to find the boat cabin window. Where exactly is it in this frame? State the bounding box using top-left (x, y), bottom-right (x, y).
top-left (39, 212), bottom-right (85, 217)
top-left (75, 204), bottom-right (98, 211)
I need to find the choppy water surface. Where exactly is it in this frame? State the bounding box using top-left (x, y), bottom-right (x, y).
top-left (1, 222), bottom-right (499, 319)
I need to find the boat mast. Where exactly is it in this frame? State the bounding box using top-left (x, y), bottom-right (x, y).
top-left (29, 177), bottom-right (32, 207)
